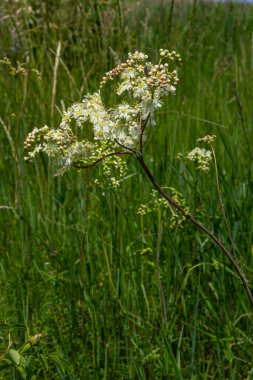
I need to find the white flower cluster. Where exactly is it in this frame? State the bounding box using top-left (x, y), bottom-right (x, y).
top-left (24, 49), bottom-right (180, 177)
top-left (100, 50), bottom-right (179, 122)
top-left (187, 147), bottom-right (212, 173)
top-left (24, 123), bottom-right (94, 169)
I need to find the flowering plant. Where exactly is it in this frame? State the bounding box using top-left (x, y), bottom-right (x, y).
top-left (24, 49), bottom-right (180, 177)
top-left (24, 49), bottom-right (253, 308)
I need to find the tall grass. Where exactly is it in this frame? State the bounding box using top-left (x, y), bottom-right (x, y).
top-left (0, 0), bottom-right (253, 378)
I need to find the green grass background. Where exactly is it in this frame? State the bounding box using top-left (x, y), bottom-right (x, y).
top-left (0, 0), bottom-right (253, 378)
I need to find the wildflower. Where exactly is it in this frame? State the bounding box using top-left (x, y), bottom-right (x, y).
top-left (24, 49), bottom-right (180, 179)
top-left (187, 147), bottom-right (212, 172)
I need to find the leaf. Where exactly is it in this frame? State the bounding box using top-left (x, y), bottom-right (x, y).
top-left (30, 376), bottom-right (36, 380)
top-left (39, 353), bottom-right (49, 371)
top-left (16, 365), bottom-right (27, 379)
top-left (0, 363), bottom-right (11, 371)
top-left (20, 355), bottom-right (27, 367)
top-left (0, 357), bottom-right (12, 365)
top-left (48, 353), bottom-right (71, 374)
top-left (9, 349), bottom-right (20, 365)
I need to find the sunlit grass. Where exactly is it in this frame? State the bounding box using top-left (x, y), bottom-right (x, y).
top-left (0, 0), bottom-right (253, 378)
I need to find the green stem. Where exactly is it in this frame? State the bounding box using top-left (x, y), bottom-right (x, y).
top-left (211, 144), bottom-right (237, 258)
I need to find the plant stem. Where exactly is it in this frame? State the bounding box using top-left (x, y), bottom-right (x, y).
top-left (136, 153), bottom-right (253, 308)
top-left (156, 212), bottom-right (167, 322)
top-left (210, 143), bottom-right (237, 258)
top-left (73, 151), bottom-right (130, 169)
top-left (168, 0), bottom-right (175, 41)
top-left (232, 80), bottom-right (253, 160)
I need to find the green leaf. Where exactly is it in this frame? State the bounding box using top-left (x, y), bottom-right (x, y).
top-left (16, 365), bottom-right (27, 379)
top-left (30, 376), bottom-right (36, 380)
top-left (48, 353), bottom-right (71, 374)
top-left (0, 363), bottom-right (11, 371)
top-left (20, 343), bottom-right (31, 354)
top-left (9, 349), bottom-right (20, 365)
top-left (20, 355), bottom-right (27, 367)
top-left (39, 353), bottom-right (49, 370)
top-left (0, 357), bottom-right (12, 365)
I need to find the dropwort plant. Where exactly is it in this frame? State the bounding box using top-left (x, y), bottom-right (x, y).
top-left (24, 49), bottom-right (253, 309)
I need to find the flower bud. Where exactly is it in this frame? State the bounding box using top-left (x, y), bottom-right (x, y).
top-left (28, 333), bottom-right (43, 346)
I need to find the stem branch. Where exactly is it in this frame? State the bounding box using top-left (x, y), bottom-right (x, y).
top-left (72, 151), bottom-right (130, 169)
top-left (137, 154), bottom-right (253, 308)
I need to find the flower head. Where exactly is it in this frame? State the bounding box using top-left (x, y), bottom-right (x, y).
top-left (187, 147), bottom-right (212, 173)
top-left (24, 49), bottom-right (181, 179)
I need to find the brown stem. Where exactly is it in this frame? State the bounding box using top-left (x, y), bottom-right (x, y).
top-left (139, 113), bottom-right (143, 150)
top-left (136, 154), bottom-right (253, 308)
top-left (72, 151), bottom-right (130, 169)
top-left (114, 139), bottom-right (137, 155)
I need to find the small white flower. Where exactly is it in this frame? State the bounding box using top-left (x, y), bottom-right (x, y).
top-left (187, 147), bottom-right (212, 172)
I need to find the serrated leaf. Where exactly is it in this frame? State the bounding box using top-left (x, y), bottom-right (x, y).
top-left (9, 349), bottom-right (20, 365)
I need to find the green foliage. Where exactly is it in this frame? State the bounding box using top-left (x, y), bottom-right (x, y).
top-left (1, 0), bottom-right (253, 378)
top-left (0, 315), bottom-right (71, 379)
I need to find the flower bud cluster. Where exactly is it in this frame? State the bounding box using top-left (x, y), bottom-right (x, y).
top-left (197, 134), bottom-right (216, 144)
top-left (137, 203), bottom-right (151, 216)
top-left (0, 57), bottom-right (41, 79)
top-left (28, 333), bottom-right (43, 346)
top-left (24, 125), bottom-right (49, 159)
top-left (90, 141), bottom-right (127, 187)
top-left (137, 188), bottom-right (189, 228)
top-left (24, 126), bottom-right (48, 149)
top-left (100, 51), bottom-right (148, 89)
top-left (159, 49), bottom-right (181, 64)
top-left (144, 65), bottom-right (178, 93)
top-left (100, 63), bottom-right (126, 88)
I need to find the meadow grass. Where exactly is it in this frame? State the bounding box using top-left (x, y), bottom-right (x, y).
top-left (0, 0), bottom-right (253, 378)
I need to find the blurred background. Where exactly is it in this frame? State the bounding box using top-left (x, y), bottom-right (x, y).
top-left (0, 0), bottom-right (253, 378)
